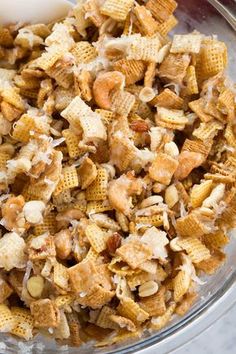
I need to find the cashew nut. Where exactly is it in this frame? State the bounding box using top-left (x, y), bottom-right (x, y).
top-left (93, 71), bottom-right (125, 109)
top-left (23, 201), bottom-right (46, 224)
top-left (2, 196), bottom-right (25, 231)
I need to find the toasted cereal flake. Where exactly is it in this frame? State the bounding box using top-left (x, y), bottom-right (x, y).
top-left (30, 299), bottom-right (60, 328)
top-left (176, 212), bottom-right (209, 238)
top-left (177, 237), bottom-right (211, 264)
top-left (159, 53), bottom-right (191, 84)
top-left (184, 65), bottom-right (199, 95)
top-left (133, 4), bottom-right (159, 37)
top-left (53, 262), bottom-right (69, 290)
top-left (193, 120), bottom-right (224, 140)
top-left (71, 42), bottom-right (97, 65)
top-left (190, 180), bottom-right (213, 208)
top-left (139, 286), bottom-right (166, 316)
top-left (85, 223), bottom-right (107, 253)
top-left (113, 59), bottom-right (145, 85)
top-left (111, 90), bottom-right (136, 117)
top-left (141, 227), bottom-right (169, 261)
top-left (156, 15), bottom-right (178, 36)
top-left (116, 240), bottom-right (152, 269)
top-left (86, 168), bottom-right (108, 201)
top-left (149, 153), bottom-right (179, 185)
top-left (33, 212), bottom-right (57, 236)
top-left (0, 304), bottom-right (15, 332)
top-left (54, 166), bottom-right (79, 195)
top-left (150, 303), bottom-right (176, 330)
top-left (101, 0), bottom-right (134, 22)
top-left (11, 307), bottom-right (34, 340)
top-left (146, 0), bottom-right (177, 23)
top-left (68, 260), bottom-right (98, 293)
top-left (117, 297), bottom-right (149, 324)
top-left (96, 306), bottom-right (116, 329)
top-left (156, 107), bottom-right (188, 130)
top-left (196, 249), bottom-right (226, 275)
top-left (171, 34), bottom-right (202, 54)
top-left (77, 284), bottom-right (115, 309)
top-left (128, 36), bottom-right (161, 62)
top-left (151, 88), bottom-right (183, 109)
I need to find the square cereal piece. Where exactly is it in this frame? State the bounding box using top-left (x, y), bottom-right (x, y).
top-left (158, 53), bottom-right (191, 84)
top-left (170, 34), bottom-right (202, 54)
top-left (53, 262), bottom-right (69, 290)
top-left (0, 27), bottom-right (14, 47)
top-left (146, 0), bottom-right (177, 23)
top-left (77, 284), bottom-right (115, 309)
top-left (139, 286), bottom-right (166, 316)
top-left (189, 98), bottom-right (213, 123)
top-left (177, 237), bottom-right (211, 264)
top-left (62, 129), bottom-right (85, 159)
top-left (133, 4), bottom-right (159, 37)
top-left (175, 292), bottom-right (198, 316)
top-left (28, 234), bottom-right (56, 261)
top-left (0, 304), bottom-right (15, 332)
top-left (150, 303), bottom-right (176, 330)
top-left (33, 212), bottom-right (57, 236)
top-left (35, 45), bottom-right (64, 71)
top-left (83, 0), bottom-right (107, 27)
top-left (11, 307), bottom-right (34, 340)
top-left (86, 200), bottom-right (113, 214)
top-left (173, 269), bottom-right (191, 302)
top-left (1, 101), bottom-right (22, 121)
top-left (101, 0), bottom-right (134, 22)
top-left (135, 214), bottom-right (163, 227)
top-left (116, 240), bottom-right (152, 269)
top-left (156, 15), bottom-right (178, 36)
top-left (68, 260), bottom-right (98, 293)
top-left (196, 249), bottom-right (226, 275)
top-left (85, 223), bottom-right (107, 253)
top-left (86, 168), bottom-right (108, 201)
top-left (96, 306), bottom-right (116, 329)
top-left (111, 90), bottom-right (136, 117)
top-left (0, 152), bottom-right (11, 171)
top-left (54, 166), bottom-right (79, 195)
top-left (183, 65), bottom-right (199, 95)
top-left (176, 212), bottom-right (208, 238)
top-left (113, 59), bottom-right (145, 86)
top-left (117, 297), bottom-right (149, 324)
top-left (150, 88), bottom-right (184, 109)
top-left (149, 153), bottom-right (179, 185)
top-left (95, 109), bottom-right (116, 126)
top-left (0, 279), bottom-right (13, 303)
top-left (128, 36), bottom-right (161, 62)
top-left (71, 41), bottom-right (97, 64)
top-left (156, 107), bottom-right (188, 130)
top-left (1, 87), bottom-right (25, 111)
top-left (30, 299), bottom-right (60, 328)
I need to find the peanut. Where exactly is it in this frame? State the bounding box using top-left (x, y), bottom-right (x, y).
top-left (27, 275), bottom-right (44, 298)
top-left (139, 281), bottom-right (159, 297)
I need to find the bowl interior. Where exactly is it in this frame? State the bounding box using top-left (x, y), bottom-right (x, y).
top-left (1, 1), bottom-right (236, 353)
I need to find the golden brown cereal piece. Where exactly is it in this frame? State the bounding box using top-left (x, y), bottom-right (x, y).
top-left (183, 65), bottom-right (199, 95)
top-left (68, 260), bottom-right (98, 293)
top-left (203, 231), bottom-right (229, 250)
top-left (174, 151), bottom-right (204, 181)
top-left (12, 114), bottom-right (50, 143)
top-left (158, 53), bottom-right (191, 84)
top-left (135, 214), bottom-right (164, 227)
top-left (156, 107), bottom-right (188, 130)
top-left (171, 34), bottom-right (202, 54)
top-left (193, 120), bottom-right (224, 140)
top-left (117, 297), bottom-right (149, 324)
top-left (83, 0), bottom-right (107, 27)
top-left (177, 237), bottom-right (211, 263)
top-left (133, 4), bottom-right (159, 37)
top-left (78, 157), bottom-right (97, 190)
top-left (176, 212), bottom-right (208, 238)
top-left (150, 303), bottom-right (176, 330)
top-left (95, 109), bottom-right (116, 126)
top-left (46, 59), bottom-right (74, 89)
top-left (175, 181), bottom-right (190, 205)
top-left (54, 294), bottom-right (74, 309)
top-left (55, 87), bottom-right (75, 111)
top-left (156, 15), bottom-right (178, 36)
top-left (146, 0), bottom-right (177, 23)
top-left (150, 88), bottom-right (183, 109)
top-left (53, 262), bottom-right (69, 291)
top-left (33, 211), bottom-right (56, 235)
top-left (11, 307), bottom-right (34, 340)
top-left (189, 98), bottom-right (214, 122)
top-left (30, 299), bottom-right (60, 328)
top-left (86, 168), bottom-right (108, 201)
top-left (101, 0), bottom-right (134, 21)
top-left (116, 240), bottom-right (152, 269)
top-left (35, 45), bottom-right (65, 71)
top-left (0, 304), bottom-right (15, 332)
top-left (217, 88), bottom-right (235, 121)
top-left (0, 152), bottom-right (11, 171)
top-left (128, 36), bottom-right (161, 62)
top-left (111, 90), bottom-right (136, 117)
top-left (77, 284), bottom-right (115, 309)
top-left (175, 292), bottom-right (197, 316)
top-left (62, 129), bottom-right (84, 159)
top-left (149, 153), bottom-right (179, 185)
top-left (1, 101), bottom-right (22, 122)
top-left (75, 69), bottom-right (93, 102)
top-left (67, 312), bottom-right (83, 346)
top-left (96, 328), bottom-right (141, 347)
top-left (196, 249), bottom-right (226, 275)
top-left (183, 138), bottom-right (212, 157)
top-left (173, 269), bottom-right (191, 302)
top-left (96, 306), bottom-right (116, 329)
top-left (109, 134), bottom-right (137, 172)
top-left (139, 286), bottom-right (166, 316)
top-left (28, 234), bottom-right (56, 261)
top-left (0, 27), bottom-right (14, 47)
top-left (109, 314), bottom-right (136, 332)
top-left (54, 166), bottom-right (79, 195)
top-left (85, 223), bottom-right (107, 253)
top-left (0, 279), bottom-right (13, 303)
top-left (190, 180), bottom-right (213, 208)
top-left (87, 199), bottom-right (112, 214)
top-left (1, 87), bottom-right (25, 111)
top-left (71, 41), bottom-right (97, 65)
top-left (113, 59), bottom-right (145, 86)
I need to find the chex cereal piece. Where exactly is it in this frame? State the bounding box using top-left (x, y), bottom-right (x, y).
top-left (71, 41), bottom-right (97, 64)
top-left (193, 120), bottom-right (224, 140)
top-left (0, 152), bottom-right (11, 170)
top-left (1, 101), bottom-right (23, 121)
top-left (146, 0), bottom-right (177, 23)
top-left (158, 53), bottom-right (191, 84)
top-left (83, 0), bottom-right (107, 27)
top-left (151, 88), bottom-right (183, 109)
top-left (117, 297), bottom-right (149, 325)
top-left (190, 180), bottom-right (213, 208)
top-left (1, 87), bottom-right (25, 111)
top-left (11, 307), bottom-right (34, 340)
top-left (62, 129), bottom-right (84, 159)
top-left (133, 4), bottom-right (159, 37)
top-left (54, 294), bottom-right (75, 309)
top-left (139, 286), bottom-right (166, 316)
top-left (53, 262), bottom-right (69, 291)
top-left (84, 247), bottom-right (100, 263)
top-left (11, 114), bottom-right (49, 143)
top-left (150, 303), bottom-right (176, 330)
top-left (203, 231), bottom-right (229, 250)
top-left (171, 34), bottom-right (202, 54)
top-left (136, 214), bottom-right (164, 227)
top-left (109, 315), bottom-right (136, 332)
top-left (217, 88), bottom-right (235, 120)
top-left (196, 250), bottom-right (226, 275)
top-left (176, 212), bottom-right (209, 238)
top-left (155, 107), bottom-right (188, 130)
top-left (96, 306), bottom-right (116, 329)
top-left (78, 157), bottom-right (97, 190)
top-left (111, 90), bottom-right (136, 117)
top-left (95, 109), bottom-right (116, 126)
top-left (61, 96), bottom-right (107, 142)
top-left (33, 212), bottom-right (57, 235)
top-left (113, 59), bottom-right (145, 86)
top-left (68, 260), bottom-right (98, 293)
top-left (78, 285), bottom-right (115, 309)
top-left (30, 299), bottom-right (60, 328)
top-left (54, 166), bottom-right (79, 195)
top-left (0, 304), bottom-right (15, 332)
top-left (116, 240), bottom-right (152, 269)
top-left (0, 27), bottom-right (14, 46)
top-left (182, 138), bottom-right (212, 158)
top-left (173, 269), bottom-right (191, 303)
top-left (87, 200), bottom-right (112, 214)
top-left (46, 61), bottom-right (73, 89)
top-left (177, 237), bottom-right (211, 264)
top-left (85, 223), bottom-right (107, 253)
top-left (149, 153), bottom-right (179, 185)
top-left (189, 98), bottom-right (213, 122)
top-left (0, 279), bottom-right (13, 303)
top-left (35, 45), bottom-right (65, 70)
top-left (183, 65), bottom-right (199, 95)
top-left (101, 0), bottom-right (134, 22)
top-left (128, 36), bottom-right (161, 62)
top-left (86, 168), bottom-right (108, 201)
top-left (55, 87), bottom-right (75, 111)
top-left (156, 15), bottom-right (178, 36)
top-left (28, 234), bottom-right (56, 261)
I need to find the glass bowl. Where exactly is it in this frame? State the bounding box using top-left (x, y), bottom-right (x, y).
top-left (1, 0), bottom-right (236, 353)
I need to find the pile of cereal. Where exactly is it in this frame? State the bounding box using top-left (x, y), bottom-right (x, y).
top-left (0, 0), bottom-right (235, 347)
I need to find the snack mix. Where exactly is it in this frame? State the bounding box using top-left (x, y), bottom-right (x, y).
top-left (0, 0), bottom-right (235, 348)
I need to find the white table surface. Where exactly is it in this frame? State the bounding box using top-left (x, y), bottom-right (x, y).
top-left (172, 302), bottom-right (236, 354)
